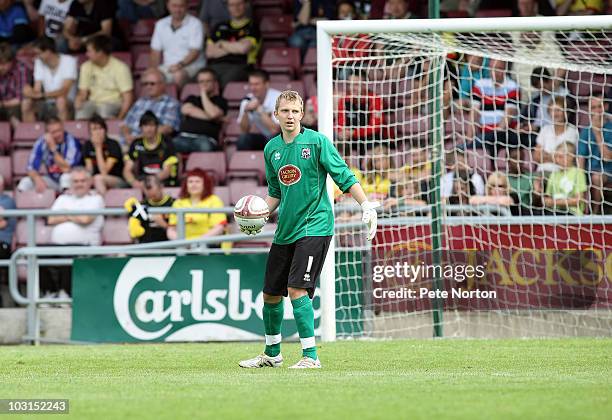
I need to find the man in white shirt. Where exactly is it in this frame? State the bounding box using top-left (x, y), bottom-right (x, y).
top-left (21, 36), bottom-right (77, 122)
top-left (236, 69), bottom-right (281, 150)
top-left (150, 0), bottom-right (206, 88)
top-left (47, 166), bottom-right (104, 246)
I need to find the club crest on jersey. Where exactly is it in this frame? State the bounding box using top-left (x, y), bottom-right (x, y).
top-left (278, 164), bottom-right (301, 186)
top-left (301, 148), bottom-right (311, 159)
top-left (274, 151), bottom-right (281, 160)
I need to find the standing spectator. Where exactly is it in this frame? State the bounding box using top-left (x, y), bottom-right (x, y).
top-left (174, 67), bottom-right (228, 152)
top-left (288, 0), bottom-right (335, 61)
top-left (121, 68), bottom-right (180, 144)
top-left (21, 36), bottom-right (77, 122)
top-left (206, 0), bottom-right (260, 89)
top-left (83, 115), bottom-right (125, 194)
top-left (533, 96), bottom-right (578, 173)
top-left (577, 96), bottom-right (612, 214)
top-left (45, 166), bottom-right (104, 298)
top-left (0, 42), bottom-right (31, 125)
top-left (336, 70), bottom-right (385, 152)
top-left (0, 0), bottom-right (35, 46)
top-left (117, 0), bottom-right (166, 23)
top-left (236, 69), bottom-right (281, 150)
top-left (150, 0), bottom-right (206, 88)
top-left (166, 168), bottom-right (227, 240)
top-left (123, 111), bottom-right (179, 188)
top-left (124, 175), bottom-right (174, 243)
top-left (17, 116), bottom-right (82, 192)
top-left (0, 174), bottom-right (16, 294)
top-left (61, 0), bottom-right (122, 53)
top-left (74, 35), bottom-right (133, 120)
top-left (36, 0), bottom-right (74, 39)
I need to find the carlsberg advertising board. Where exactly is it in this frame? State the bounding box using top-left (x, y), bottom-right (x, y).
top-left (71, 254), bottom-right (362, 342)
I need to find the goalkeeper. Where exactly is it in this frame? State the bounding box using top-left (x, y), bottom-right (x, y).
top-left (239, 90), bottom-right (379, 369)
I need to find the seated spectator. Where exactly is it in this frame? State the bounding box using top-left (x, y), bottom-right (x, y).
top-left (469, 171), bottom-right (520, 215)
top-left (356, 144), bottom-right (393, 202)
top-left (150, 0), bottom-right (206, 88)
top-left (555, 0), bottom-right (603, 15)
top-left (74, 35), bottom-right (134, 120)
top-left (458, 54), bottom-right (489, 99)
top-left (399, 147), bottom-right (431, 184)
top-left (0, 0), bottom-right (35, 46)
top-left (384, 0), bottom-right (415, 18)
top-left (206, 0), bottom-right (260, 89)
top-left (534, 96), bottom-right (578, 174)
top-left (45, 166), bottom-right (104, 298)
top-left (0, 174), bottom-right (16, 293)
top-left (123, 111), bottom-right (179, 188)
top-left (288, 0), bottom-right (334, 61)
top-left (520, 67), bottom-right (568, 131)
top-left (442, 149), bottom-right (485, 198)
top-left (124, 175), bottom-right (174, 243)
top-left (17, 116), bottom-right (82, 192)
top-left (301, 95), bottom-right (318, 130)
top-left (36, 0), bottom-right (73, 39)
top-left (577, 96), bottom-right (612, 214)
top-left (336, 70), bottom-right (385, 153)
top-left (166, 168), bottom-right (227, 240)
top-left (507, 147), bottom-right (534, 214)
top-left (236, 69), bottom-right (281, 150)
top-left (61, 0), bottom-right (123, 53)
top-left (0, 42), bottom-right (31, 125)
top-left (384, 178), bottom-right (428, 213)
top-left (174, 67), bottom-right (228, 152)
top-left (539, 142), bottom-right (587, 215)
top-left (337, 0), bottom-right (358, 19)
top-left (22, 36), bottom-right (77, 122)
top-left (472, 59), bottom-right (519, 134)
top-left (83, 115), bottom-right (126, 194)
top-left (117, 0), bottom-right (166, 23)
top-left (121, 68), bottom-right (181, 145)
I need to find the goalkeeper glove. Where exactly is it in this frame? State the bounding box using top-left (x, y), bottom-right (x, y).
top-left (361, 201), bottom-right (380, 241)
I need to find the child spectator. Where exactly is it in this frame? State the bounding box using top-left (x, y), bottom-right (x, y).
top-left (83, 115), bottom-right (125, 194)
top-left (469, 171), bottom-right (520, 215)
top-left (540, 142), bottom-right (587, 215)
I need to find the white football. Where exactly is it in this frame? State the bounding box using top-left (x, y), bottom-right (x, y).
top-left (234, 195), bottom-right (270, 234)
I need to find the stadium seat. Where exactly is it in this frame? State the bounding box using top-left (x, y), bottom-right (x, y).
top-left (13, 122), bottom-right (44, 148)
top-left (213, 185), bottom-right (230, 205)
top-left (11, 148), bottom-right (32, 179)
top-left (133, 51), bottom-right (150, 78)
top-left (259, 14), bottom-right (293, 43)
top-left (223, 82), bottom-right (250, 109)
top-left (63, 120), bottom-right (89, 140)
top-left (260, 47), bottom-right (300, 78)
top-left (302, 48), bottom-right (317, 74)
top-left (106, 119), bottom-right (123, 139)
top-left (269, 73), bottom-right (292, 82)
top-left (227, 151), bottom-right (266, 183)
top-left (104, 188), bottom-right (142, 208)
top-left (185, 151), bottom-right (227, 184)
top-left (102, 217), bottom-right (132, 245)
top-left (0, 121), bottom-right (10, 153)
top-left (566, 71), bottom-right (609, 100)
top-left (303, 73), bottom-right (316, 99)
top-left (0, 156), bottom-right (12, 186)
top-left (229, 179), bottom-right (258, 205)
top-left (16, 219), bottom-right (53, 246)
top-left (129, 19), bottom-right (156, 44)
top-left (15, 189), bottom-right (56, 209)
top-left (270, 80), bottom-right (306, 98)
top-left (223, 120), bottom-right (242, 143)
top-left (180, 82), bottom-right (200, 101)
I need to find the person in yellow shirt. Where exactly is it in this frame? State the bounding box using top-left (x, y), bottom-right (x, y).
top-left (166, 168), bottom-right (227, 240)
top-left (556, 0), bottom-right (603, 15)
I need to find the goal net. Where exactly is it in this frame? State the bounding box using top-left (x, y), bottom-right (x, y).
top-left (318, 16), bottom-right (612, 339)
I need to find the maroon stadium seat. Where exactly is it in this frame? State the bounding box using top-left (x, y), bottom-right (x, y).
top-left (102, 217), bottom-right (133, 245)
top-left (15, 189), bottom-right (56, 209)
top-left (260, 47), bottom-right (300, 78)
top-left (0, 156), bottom-right (12, 186)
top-left (259, 14), bottom-right (293, 43)
top-left (104, 188), bottom-right (143, 208)
top-left (270, 80), bottom-right (306, 98)
top-left (229, 179), bottom-right (258, 205)
top-left (16, 219), bottom-right (53, 246)
top-left (11, 148), bottom-right (32, 179)
top-left (185, 151), bottom-right (227, 184)
top-left (0, 121), bottom-right (10, 152)
top-left (105, 119), bottom-right (123, 138)
top-left (213, 186), bottom-right (230, 205)
top-left (180, 82), bottom-right (200, 101)
top-left (302, 48), bottom-right (317, 74)
top-left (13, 122), bottom-right (44, 148)
top-left (223, 82), bottom-right (251, 109)
top-left (269, 73), bottom-right (292, 82)
top-left (130, 19), bottom-right (156, 44)
top-left (63, 120), bottom-right (89, 140)
top-left (227, 151), bottom-right (266, 183)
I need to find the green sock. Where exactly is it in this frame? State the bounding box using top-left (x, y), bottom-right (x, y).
top-left (263, 300), bottom-right (284, 357)
top-left (291, 295), bottom-right (317, 360)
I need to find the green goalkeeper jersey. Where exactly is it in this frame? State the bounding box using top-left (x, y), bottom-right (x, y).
top-left (264, 127), bottom-right (358, 244)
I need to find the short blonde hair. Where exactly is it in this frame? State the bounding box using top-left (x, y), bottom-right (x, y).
top-left (487, 171), bottom-right (509, 188)
top-left (275, 90), bottom-right (304, 112)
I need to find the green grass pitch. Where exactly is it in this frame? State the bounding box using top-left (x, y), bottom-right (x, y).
top-left (0, 338), bottom-right (610, 419)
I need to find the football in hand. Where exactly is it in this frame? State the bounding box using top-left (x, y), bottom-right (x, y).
top-left (234, 195), bottom-right (270, 235)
